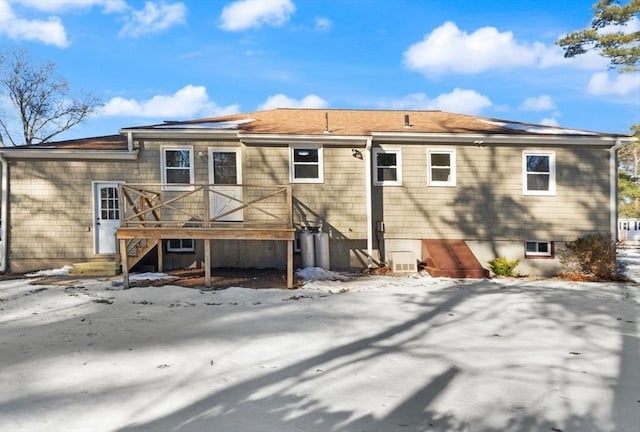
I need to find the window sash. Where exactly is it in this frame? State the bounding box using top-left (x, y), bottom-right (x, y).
top-left (525, 240), bottom-right (552, 257)
top-left (162, 147), bottom-right (194, 190)
top-left (290, 146), bottom-right (323, 183)
top-left (523, 152), bottom-right (555, 195)
top-left (374, 149), bottom-right (402, 186)
top-left (167, 238), bottom-right (194, 252)
top-left (428, 150), bottom-right (456, 186)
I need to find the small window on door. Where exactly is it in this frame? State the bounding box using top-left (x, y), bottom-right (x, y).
top-left (167, 239), bottom-right (195, 253)
top-left (100, 186), bottom-right (120, 220)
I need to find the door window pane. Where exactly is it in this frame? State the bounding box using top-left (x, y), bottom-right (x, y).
top-left (213, 152), bottom-right (238, 184)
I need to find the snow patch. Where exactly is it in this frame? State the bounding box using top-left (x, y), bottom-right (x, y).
top-left (25, 265), bottom-right (72, 278)
top-left (295, 267), bottom-right (349, 282)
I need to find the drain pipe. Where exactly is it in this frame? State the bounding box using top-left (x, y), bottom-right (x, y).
top-left (365, 137), bottom-right (374, 268)
top-left (0, 153), bottom-right (8, 273)
top-left (611, 138), bottom-right (630, 242)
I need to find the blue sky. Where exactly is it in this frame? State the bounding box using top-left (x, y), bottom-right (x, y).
top-left (1, 0), bottom-right (639, 142)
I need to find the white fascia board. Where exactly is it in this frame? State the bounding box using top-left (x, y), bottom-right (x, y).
top-left (370, 132), bottom-right (632, 146)
top-left (121, 128), bottom-right (240, 140)
top-left (0, 150), bottom-right (139, 160)
top-left (239, 133), bottom-right (369, 146)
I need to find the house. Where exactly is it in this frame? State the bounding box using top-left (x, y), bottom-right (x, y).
top-left (0, 108), bottom-right (631, 285)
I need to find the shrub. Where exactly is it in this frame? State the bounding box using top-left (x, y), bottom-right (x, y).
top-left (488, 257), bottom-right (520, 277)
top-left (559, 233), bottom-right (617, 280)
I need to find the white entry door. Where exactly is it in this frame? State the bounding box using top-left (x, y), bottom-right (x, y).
top-left (209, 148), bottom-right (243, 222)
top-left (94, 182), bottom-right (121, 254)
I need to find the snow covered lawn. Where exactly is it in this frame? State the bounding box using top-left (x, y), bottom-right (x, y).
top-left (1, 271), bottom-right (639, 431)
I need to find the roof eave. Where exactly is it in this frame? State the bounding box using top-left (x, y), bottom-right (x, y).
top-left (239, 133), bottom-right (370, 146)
top-left (0, 149), bottom-right (139, 160)
top-left (121, 128), bottom-right (241, 140)
top-left (370, 132), bottom-right (633, 146)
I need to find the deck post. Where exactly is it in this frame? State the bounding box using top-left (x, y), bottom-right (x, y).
top-left (204, 238), bottom-right (211, 288)
top-left (287, 239), bottom-right (293, 288)
top-left (157, 240), bottom-right (163, 272)
top-left (120, 238), bottom-right (130, 289)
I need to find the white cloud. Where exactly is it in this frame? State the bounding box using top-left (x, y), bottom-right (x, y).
top-left (99, 85), bottom-right (239, 118)
top-left (219, 0), bottom-right (294, 31)
top-left (314, 17), bottom-right (332, 32)
top-left (379, 89), bottom-right (492, 115)
top-left (404, 21), bottom-right (606, 75)
top-left (520, 95), bottom-right (556, 111)
top-left (0, 0), bottom-right (69, 47)
top-left (258, 94), bottom-right (328, 110)
top-left (587, 71), bottom-right (640, 96)
top-left (119, 2), bottom-right (186, 37)
top-left (539, 117), bottom-right (559, 127)
top-left (11, 0), bottom-right (128, 13)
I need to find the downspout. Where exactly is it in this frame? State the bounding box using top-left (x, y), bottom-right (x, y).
top-left (127, 132), bottom-right (133, 152)
top-left (0, 153), bottom-right (8, 272)
top-left (611, 138), bottom-right (626, 242)
top-left (365, 137), bottom-right (374, 268)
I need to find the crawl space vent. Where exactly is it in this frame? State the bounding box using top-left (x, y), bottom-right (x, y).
top-left (391, 251), bottom-right (417, 273)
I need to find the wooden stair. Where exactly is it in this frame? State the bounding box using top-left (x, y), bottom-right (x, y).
top-left (70, 257), bottom-right (119, 276)
top-left (124, 239), bottom-right (160, 271)
top-left (422, 239), bottom-right (488, 279)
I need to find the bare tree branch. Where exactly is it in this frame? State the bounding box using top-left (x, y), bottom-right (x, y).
top-left (0, 49), bottom-right (101, 146)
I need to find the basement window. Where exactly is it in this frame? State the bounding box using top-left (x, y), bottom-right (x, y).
top-left (525, 240), bottom-right (553, 258)
top-left (167, 239), bottom-right (195, 253)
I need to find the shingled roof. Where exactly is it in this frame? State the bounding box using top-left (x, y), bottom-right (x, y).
top-left (125, 108), bottom-right (623, 137)
top-left (14, 134), bottom-right (128, 150)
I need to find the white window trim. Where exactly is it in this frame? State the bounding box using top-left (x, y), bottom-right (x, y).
top-left (167, 238), bottom-right (195, 253)
top-left (289, 144), bottom-right (324, 184)
top-left (523, 151), bottom-right (556, 196)
top-left (427, 149), bottom-right (456, 187)
top-left (161, 145), bottom-right (195, 191)
top-left (373, 148), bottom-right (402, 186)
top-left (525, 240), bottom-right (553, 257)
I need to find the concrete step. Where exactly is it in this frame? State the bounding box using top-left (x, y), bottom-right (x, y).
top-left (70, 260), bottom-right (120, 276)
top-left (422, 239), bottom-right (488, 279)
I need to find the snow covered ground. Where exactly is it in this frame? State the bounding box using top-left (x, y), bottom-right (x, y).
top-left (1, 256), bottom-right (639, 431)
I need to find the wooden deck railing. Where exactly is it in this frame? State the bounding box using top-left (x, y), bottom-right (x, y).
top-left (118, 183), bottom-right (293, 228)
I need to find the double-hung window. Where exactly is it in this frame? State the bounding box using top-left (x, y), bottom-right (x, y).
top-left (161, 146), bottom-right (195, 190)
top-left (373, 148), bottom-right (402, 186)
top-left (290, 145), bottom-right (323, 183)
top-left (428, 149), bottom-right (456, 186)
top-left (523, 152), bottom-right (555, 195)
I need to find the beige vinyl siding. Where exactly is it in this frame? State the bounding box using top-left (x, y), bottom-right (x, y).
top-left (244, 144), bottom-right (367, 239)
top-left (376, 143), bottom-right (611, 242)
top-left (8, 160), bottom-right (139, 269)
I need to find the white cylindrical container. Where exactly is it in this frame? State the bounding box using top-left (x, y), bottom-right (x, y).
top-left (300, 230), bottom-right (315, 268)
top-left (314, 231), bottom-right (330, 270)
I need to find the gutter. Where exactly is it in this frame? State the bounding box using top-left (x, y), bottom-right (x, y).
top-left (365, 137), bottom-right (374, 268)
top-left (0, 149), bottom-right (139, 160)
top-left (0, 153), bottom-right (8, 272)
top-left (371, 131), bottom-right (626, 146)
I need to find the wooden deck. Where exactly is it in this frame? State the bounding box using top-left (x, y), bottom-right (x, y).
top-left (116, 183), bottom-right (295, 289)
